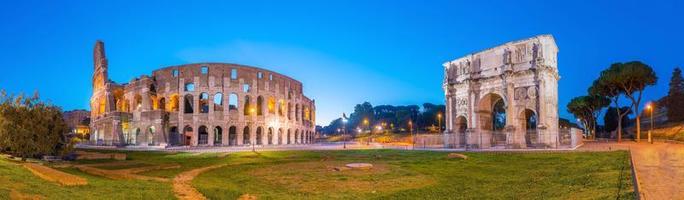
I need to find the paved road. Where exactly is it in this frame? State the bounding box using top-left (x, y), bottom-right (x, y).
top-left (629, 143), bottom-right (684, 200)
top-left (579, 141), bottom-right (684, 199)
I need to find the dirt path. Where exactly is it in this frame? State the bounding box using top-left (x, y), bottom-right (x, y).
top-left (172, 164), bottom-right (227, 200)
top-left (629, 143), bottom-right (684, 199)
top-left (23, 163), bottom-right (87, 186)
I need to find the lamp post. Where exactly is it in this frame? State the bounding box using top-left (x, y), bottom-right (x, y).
top-left (409, 120), bottom-right (414, 150)
top-left (437, 113), bottom-right (442, 134)
top-left (363, 118), bottom-right (370, 145)
top-left (646, 103), bottom-right (654, 144)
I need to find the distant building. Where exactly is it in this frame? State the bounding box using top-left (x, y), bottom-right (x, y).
top-left (89, 41), bottom-right (316, 147)
top-left (63, 109), bottom-right (91, 139)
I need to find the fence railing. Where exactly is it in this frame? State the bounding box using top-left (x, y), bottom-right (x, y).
top-left (371, 128), bottom-right (582, 150)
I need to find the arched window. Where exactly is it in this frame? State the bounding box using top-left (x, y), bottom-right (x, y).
top-left (169, 126), bottom-right (179, 146)
top-left (183, 126), bottom-right (193, 146)
top-left (228, 93), bottom-right (238, 110)
top-left (244, 95), bottom-right (252, 116)
top-left (257, 71), bottom-right (263, 79)
top-left (185, 83), bottom-right (195, 92)
top-left (214, 93), bottom-right (223, 111)
top-left (304, 106), bottom-right (310, 121)
top-left (169, 94), bottom-right (179, 112)
top-left (243, 84), bottom-right (250, 93)
top-left (257, 96), bottom-right (264, 116)
top-left (135, 94), bottom-right (143, 110)
top-left (243, 126), bottom-right (250, 145)
top-left (201, 66), bottom-right (208, 74)
top-left (267, 97), bottom-right (276, 114)
top-left (198, 126), bottom-right (208, 145)
top-left (229, 126), bottom-right (237, 146)
top-left (148, 126), bottom-right (156, 145)
top-left (295, 104), bottom-right (300, 121)
top-left (150, 94), bottom-right (158, 110)
top-left (279, 100), bottom-right (286, 116)
top-left (288, 103), bottom-right (292, 120)
top-left (184, 94), bottom-right (194, 114)
top-left (199, 93), bottom-right (209, 113)
top-left (267, 128), bottom-right (273, 145)
top-left (158, 98), bottom-right (166, 111)
top-left (256, 127), bottom-right (263, 145)
top-left (98, 98), bottom-right (106, 114)
top-left (287, 129), bottom-right (291, 144)
top-left (172, 69), bottom-right (179, 77)
top-left (214, 126), bottom-right (223, 145)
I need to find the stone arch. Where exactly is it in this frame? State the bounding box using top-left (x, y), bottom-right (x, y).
top-left (267, 127), bottom-right (273, 145)
top-left (228, 93), bottom-right (238, 111)
top-left (132, 128), bottom-right (140, 145)
top-left (169, 94), bottom-right (179, 112)
top-left (169, 126), bottom-right (179, 146)
top-left (229, 126), bottom-right (237, 146)
top-left (287, 129), bottom-right (291, 144)
top-left (243, 126), bottom-right (251, 145)
top-left (455, 115), bottom-right (468, 134)
top-left (199, 93), bottom-right (209, 113)
top-left (158, 97), bottom-right (166, 111)
top-left (521, 109), bottom-right (538, 147)
top-left (256, 127), bottom-right (263, 145)
top-left (184, 94), bottom-right (194, 113)
top-left (477, 93), bottom-right (507, 131)
top-left (295, 130), bottom-right (299, 144)
top-left (244, 95), bottom-right (252, 115)
top-left (183, 126), bottom-right (193, 146)
top-left (214, 93), bottom-right (223, 111)
top-left (134, 94), bottom-right (143, 110)
top-left (278, 128), bottom-right (284, 145)
top-left (295, 104), bottom-right (300, 121)
top-left (147, 126), bottom-right (156, 145)
top-left (198, 125), bottom-right (208, 145)
top-left (214, 126), bottom-right (223, 145)
top-left (257, 96), bottom-right (264, 116)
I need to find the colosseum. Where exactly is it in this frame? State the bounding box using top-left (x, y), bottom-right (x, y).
top-left (89, 41), bottom-right (317, 147)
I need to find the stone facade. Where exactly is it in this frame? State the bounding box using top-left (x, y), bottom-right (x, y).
top-left (89, 41), bottom-right (316, 147)
top-left (443, 35), bottom-right (560, 148)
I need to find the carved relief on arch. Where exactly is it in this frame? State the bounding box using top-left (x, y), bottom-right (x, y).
top-left (514, 86), bottom-right (538, 100)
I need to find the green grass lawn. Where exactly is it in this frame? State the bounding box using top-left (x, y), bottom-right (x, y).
top-left (0, 150), bottom-right (634, 199)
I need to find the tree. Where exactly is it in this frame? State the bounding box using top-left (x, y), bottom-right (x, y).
top-left (617, 61), bottom-right (657, 141)
top-left (667, 67), bottom-right (684, 122)
top-left (589, 61), bottom-right (657, 142)
top-left (604, 106), bottom-right (632, 136)
top-left (567, 95), bottom-right (609, 138)
top-left (0, 91), bottom-right (70, 160)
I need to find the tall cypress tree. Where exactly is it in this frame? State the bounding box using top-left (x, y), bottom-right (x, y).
top-left (668, 67), bottom-right (684, 122)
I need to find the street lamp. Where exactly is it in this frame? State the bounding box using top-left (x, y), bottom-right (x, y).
top-left (408, 120), bottom-right (414, 149)
top-left (646, 103), bottom-right (654, 144)
top-left (437, 113), bottom-right (443, 134)
top-left (363, 118), bottom-right (370, 145)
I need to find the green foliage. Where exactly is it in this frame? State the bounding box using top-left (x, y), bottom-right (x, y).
top-left (567, 95), bottom-right (610, 137)
top-left (323, 102), bottom-right (443, 134)
top-left (0, 91), bottom-right (70, 159)
top-left (604, 107), bottom-right (632, 135)
top-left (590, 61), bottom-right (657, 141)
top-left (667, 67), bottom-right (684, 122)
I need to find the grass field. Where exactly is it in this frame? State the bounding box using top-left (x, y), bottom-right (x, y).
top-left (0, 150), bottom-right (634, 199)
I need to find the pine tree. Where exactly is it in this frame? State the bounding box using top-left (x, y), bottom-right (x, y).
top-left (667, 67), bottom-right (684, 122)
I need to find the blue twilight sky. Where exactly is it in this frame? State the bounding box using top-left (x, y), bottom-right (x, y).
top-left (0, 0), bottom-right (682, 126)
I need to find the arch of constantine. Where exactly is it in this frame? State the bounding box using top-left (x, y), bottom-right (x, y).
top-left (443, 35), bottom-right (560, 148)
